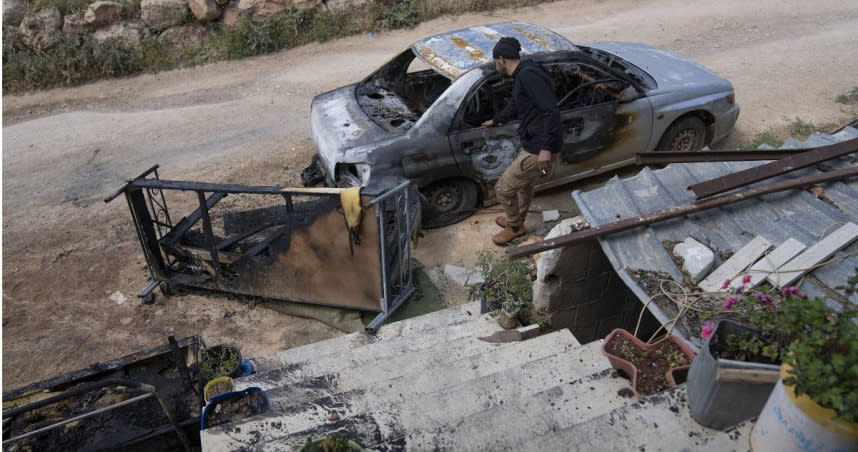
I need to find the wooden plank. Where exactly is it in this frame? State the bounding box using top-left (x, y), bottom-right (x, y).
top-left (768, 222), bottom-right (858, 288)
top-left (737, 238), bottom-right (806, 289)
top-left (699, 236), bottom-right (773, 292)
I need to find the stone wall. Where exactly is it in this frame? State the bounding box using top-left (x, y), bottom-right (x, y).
top-left (3, 0), bottom-right (368, 53)
top-left (532, 218), bottom-right (660, 344)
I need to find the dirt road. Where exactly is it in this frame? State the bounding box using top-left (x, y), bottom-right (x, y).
top-left (3, 0), bottom-right (857, 389)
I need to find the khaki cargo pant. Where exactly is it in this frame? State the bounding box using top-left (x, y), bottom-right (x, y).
top-left (495, 150), bottom-right (550, 228)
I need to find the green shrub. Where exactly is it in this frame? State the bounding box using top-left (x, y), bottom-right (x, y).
top-left (744, 130), bottom-right (783, 150)
top-left (375, 0), bottom-right (418, 30)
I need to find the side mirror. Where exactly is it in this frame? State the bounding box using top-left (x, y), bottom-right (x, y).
top-left (618, 86), bottom-right (640, 103)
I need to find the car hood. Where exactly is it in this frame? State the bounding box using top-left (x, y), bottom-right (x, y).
top-left (585, 41), bottom-right (731, 91)
top-left (311, 84), bottom-right (388, 167)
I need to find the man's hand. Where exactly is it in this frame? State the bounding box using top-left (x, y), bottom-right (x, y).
top-left (482, 119), bottom-right (496, 127)
top-left (537, 150), bottom-right (552, 175)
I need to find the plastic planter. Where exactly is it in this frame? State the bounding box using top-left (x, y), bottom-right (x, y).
top-left (687, 319), bottom-right (780, 430)
top-left (200, 387), bottom-right (270, 430)
top-left (601, 328), bottom-right (696, 398)
top-left (751, 364), bottom-right (858, 451)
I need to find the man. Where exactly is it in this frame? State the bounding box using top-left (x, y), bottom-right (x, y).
top-left (483, 37), bottom-right (562, 246)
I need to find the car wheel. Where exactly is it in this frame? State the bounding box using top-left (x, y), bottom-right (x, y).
top-left (657, 116), bottom-right (706, 151)
top-left (420, 178), bottom-right (479, 229)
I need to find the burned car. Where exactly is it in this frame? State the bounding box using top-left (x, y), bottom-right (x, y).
top-left (303, 22), bottom-right (740, 227)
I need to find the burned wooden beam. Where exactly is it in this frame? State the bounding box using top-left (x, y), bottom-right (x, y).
top-left (507, 166), bottom-right (858, 258)
top-left (687, 137), bottom-right (858, 199)
top-left (635, 149), bottom-right (806, 165)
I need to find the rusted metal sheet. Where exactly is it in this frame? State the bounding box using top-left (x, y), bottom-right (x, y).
top-left (635, 149), bottom-right (807, 165)
top-left (688, 137), bottom-right (858, 199)
top-left (411, 22), bottom-right (578, 80)
top-left (507, 166), bottom-right (858, 258)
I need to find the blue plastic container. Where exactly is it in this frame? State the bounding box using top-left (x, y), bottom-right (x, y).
top-left (200, 387), bottom-right (270, 430)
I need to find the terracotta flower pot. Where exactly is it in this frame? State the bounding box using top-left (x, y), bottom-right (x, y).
top-left (601, 328), bottom-right (696, 398)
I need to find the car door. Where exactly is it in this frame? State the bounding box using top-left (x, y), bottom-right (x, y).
top-left (538, 60), bottom-right (653, 189)
top-left (447, 75), bottom-right (556, 187)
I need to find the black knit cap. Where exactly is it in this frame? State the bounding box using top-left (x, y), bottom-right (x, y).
top-left (492, 37), bottom-right (521, 59)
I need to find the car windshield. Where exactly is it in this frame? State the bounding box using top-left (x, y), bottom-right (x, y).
top-left (356, 49), bottom-right (451, 134)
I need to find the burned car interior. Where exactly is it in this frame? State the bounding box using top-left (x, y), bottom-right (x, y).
top-left (456, 57), bottom-right (633, 164)
top-left (357, 50), bottom-right (451, 133)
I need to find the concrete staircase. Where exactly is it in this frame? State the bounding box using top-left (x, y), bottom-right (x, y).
top-left (199, 301), bottom-right (754, 451)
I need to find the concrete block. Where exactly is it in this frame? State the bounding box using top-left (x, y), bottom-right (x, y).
top-left (443, 264), bottom-right (484, 286)
top-left (673, 237), bottom-right (716, 284)
top-left (542, 209), bottom-right (560, 222)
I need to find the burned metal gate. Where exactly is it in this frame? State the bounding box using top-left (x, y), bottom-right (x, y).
top-left (106, 166), bottom-right (419, 331)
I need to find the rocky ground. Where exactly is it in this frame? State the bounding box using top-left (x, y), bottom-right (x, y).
top-left (3, 0), bottom-right (857, 390)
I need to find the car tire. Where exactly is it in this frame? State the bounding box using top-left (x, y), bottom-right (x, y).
top-left (420, 178), bottom-right (479, 229)
top-left (657, 116), bottom-right (706, 151)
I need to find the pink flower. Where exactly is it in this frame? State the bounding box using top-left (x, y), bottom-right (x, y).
top-left (722, 297), bottom-right (739, 310)
top-left (742, 274), bottom-right (753, 284)
top-left (721, 279), bottom-right (731, 290)
top-left (701, 322), bottom-right (715, 340)
top-left (753, 292), bottom-right (775, 304)
top-left (780, 286), bottom-right (804, 298)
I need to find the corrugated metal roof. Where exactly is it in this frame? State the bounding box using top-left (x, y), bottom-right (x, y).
top-left (411, 22), bottom-right (578, 80)
top-left (572, 123), bottom-right (858, 345)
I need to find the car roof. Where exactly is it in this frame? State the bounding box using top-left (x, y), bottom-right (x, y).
top-left (411, 22), bottom-right (579, 80)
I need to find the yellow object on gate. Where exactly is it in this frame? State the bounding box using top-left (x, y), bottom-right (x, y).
top-left (340, 186), bottom-right (364, 254)
top-left (340, 186), bottom-right (363, 231)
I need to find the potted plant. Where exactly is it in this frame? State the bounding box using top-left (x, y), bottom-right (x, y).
top-left (299, 434), bottom-right (364, 452)
top-left (201, 344), bottom-right (242, 380)
top-left (750, 295), bottom-right (858, 450)
top-left (602, 329), bottom-right (695, 397)
top-left (470, 250), bottom-right (532, 327)
top-left (687, 276), bottom-right (799, 429)
top-left (200, 387), bottom-right (270, 430)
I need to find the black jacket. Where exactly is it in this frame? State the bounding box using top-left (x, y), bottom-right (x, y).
top-left (492, 60), bottom-right (562, 154)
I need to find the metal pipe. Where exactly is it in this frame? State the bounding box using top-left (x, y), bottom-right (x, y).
top-left (635, 149), bottom-right (806, 165)
top-left (688, 137), bottom-right (858, 199)
top-left (507, 166), bottom-right (858, 258)
top-left (104, 164), bottom-right (161, 203)
top-left (3, 394), bottom-right (154, 445)
top-left (367, 180), bottom-right (411, 206)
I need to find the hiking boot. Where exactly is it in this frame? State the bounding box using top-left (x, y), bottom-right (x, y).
top-left (492, 225), bottom-right (526, 245)
top-left (495, 215), bottom-right (508, 228)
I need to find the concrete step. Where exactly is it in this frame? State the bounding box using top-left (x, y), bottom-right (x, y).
top-left (260, 328), bottom-right (582, 412)
top-left (684, 419), bottom-right (753, 452)
top-left (517, 385), bottom-right (747, 451)
top-left (237, 321), bottom-right (530, 394)
top-left (389, 367), bottom-right (633, 451)
top-left (208, 331), bottom-right (584, 447)
top-left (242, 306), bottom-right (517, 389)
top-left (253, 301), bottom-right (489, 371)
top-left (203, 337), bottom-right (610, 451)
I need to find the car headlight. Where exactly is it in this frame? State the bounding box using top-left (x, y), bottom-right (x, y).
top-left (335, 163), bottom-right (371, 187)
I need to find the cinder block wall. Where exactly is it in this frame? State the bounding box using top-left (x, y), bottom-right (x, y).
top-left (533, 227), bottom-right (659, 344)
